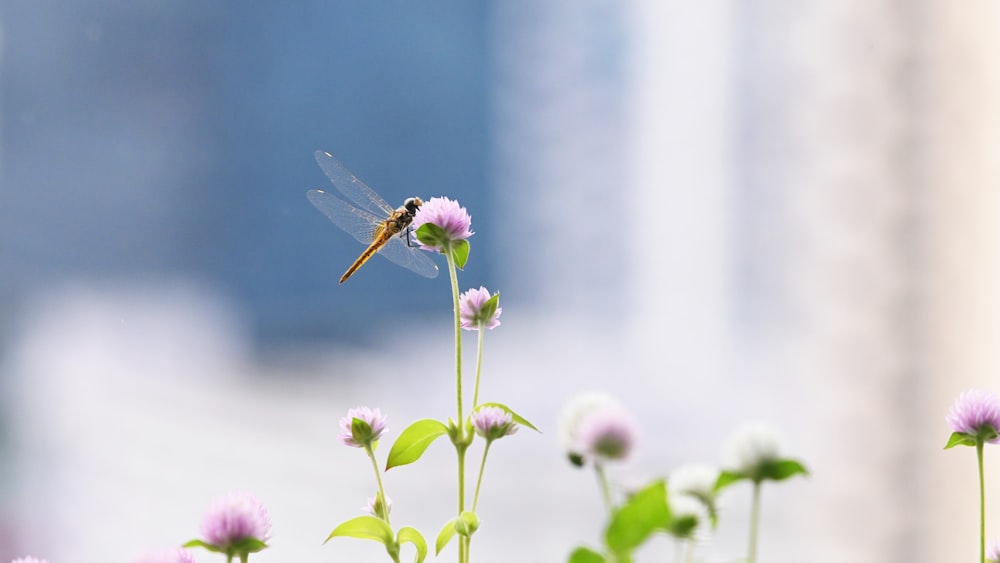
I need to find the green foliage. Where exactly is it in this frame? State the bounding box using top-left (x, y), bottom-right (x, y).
top-left (761, 458), bottom-right (809, 481)
top-left (945, 431), bottom-right (977, 449)
top-left (183, 538), bottom-right (268, 558)
top-left (435, 518), bottom-right (458, 555)
top-left (386, 419), bottom-right (449, 470)
top-left (604, 479), bottom-right (670, 556)
top-left (567, 546), bottom-right (607, 563)
top-left (451, 239), bottom-right (470, 269)
top-left (324, 515), bottom-right (394, 546)
top-left (397, 526), bottom-right (428, 563)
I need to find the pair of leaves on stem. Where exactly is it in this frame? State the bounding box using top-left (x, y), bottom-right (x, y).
top-left (944, 427), bottom-right (1000, 449)
top-left (325, 516), bottom-right (426, 563)
top-left (385, 402), bottom-right (538, 470)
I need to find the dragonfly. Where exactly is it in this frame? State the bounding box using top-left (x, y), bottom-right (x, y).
top-left (307, 150), bottom-right (440, 283)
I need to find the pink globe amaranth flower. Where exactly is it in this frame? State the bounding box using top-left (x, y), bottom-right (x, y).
top-left (339, 406), bottom-right (388, 448)
top-left (132, 548), bottom-right (197, 563)
top-left (574, 406), bottom-right (638, 463)
top-left (12, 557), bottom-right (49, 563)
top-left (200, 492), bottom-right (271, 549)
top-left (947, 388), bottom-right (1000, 443)
top-left (460, 286), bottom-right (502, 330)
top-left (411, 196), bottom-right (473, 251)
top-left (471, 406), bottom-right (518, 441)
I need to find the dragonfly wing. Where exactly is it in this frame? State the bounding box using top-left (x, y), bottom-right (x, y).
top-left (377, 234), bottom-right (440, 279)
top-left (306, 189), bottom-right (380, 246)
top-left (314, 151), bottom-right (395, 217)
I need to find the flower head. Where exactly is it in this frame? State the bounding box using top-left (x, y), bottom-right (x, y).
top-left (411, 196), bottom-right (473, 251)
top-left (199, 492), bottom-right (271, 550)
top-left (339, 406), bottom-right (388, 448)
top-left (132, 548), bottom-right (197, 563)
top-left (947, 389), bottom-right (1000, 443)
top-left (558, 393), bottom-right (620, 453)
top-left (665, 494), bottom-right (707, 540)
top-left (364, 492), bottom-right (393, 520)
top-left (988, 540), bottom-right (1000, 563)
top-left (669, 463), bottom-right (720, 501)
top-left (573, 405), bottom-right (639, 463)
top-left (459, 287), bottom-right (502, 330)
top-left (723, 422), bottom-right (785, 478)
top-left (669, 463), bottom-right (721, 528)
top-left (471, 406), bottom-right (518, 441)
top-left (12, 558), bottom-right (49, 563)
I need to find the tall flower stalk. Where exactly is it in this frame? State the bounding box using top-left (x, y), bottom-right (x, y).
top-left (945, 388), bottom-right (1000, 563)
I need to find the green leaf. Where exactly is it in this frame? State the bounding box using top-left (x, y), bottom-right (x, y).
top-left (945, 431), bottom-right (978, 449)
top-left (605, 479), bottom-right (670, 554)
top-left (397, 526), bottom-right (428, 563)
top-left (386, 419), bottom-right (449, 470)
top-left (415, 223), bottom-right (448, 248)
top-left (761, 458), bottom-right (809, 481)
top-left (434, 518), bottom-right (458, 555)
top-left (567, 546), bottom-right (607, 563)
top-left (713, 470), bottom-right (745, 492)
top-left (182, 539), bottom-right (223, 553)
top-left (230, 537), bottom-right (268, 554)
top-left (324, 515), bottom-right (394, 546)
top-left (451, 239), bottom-right (470, 269)
top-left (480, 292), bottom-right (500, 321)
top-left (475, 402), bottom-right (540, 432)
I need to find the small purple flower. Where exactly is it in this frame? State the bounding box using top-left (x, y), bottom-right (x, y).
top-left (11, 557), bottom-right (49, 563)
top-left (947, 389), bottom-right (1000, 443)
top-left (989, 540), bottom-right (1000, 563)
top-left (199, 492), bottom-right (271, 550)
top-left (471, 406), bottom-right (518, 441)
top-left (132, 548), bottom-right (197, 563)
top-left (339, 406), bottom-right (388, 448)
top-left (460, 287), bottom-right (502, 330)
top-left (574, 406), bottom-right (638, 463)
top-left (411, 196), bottom-right (473, 251)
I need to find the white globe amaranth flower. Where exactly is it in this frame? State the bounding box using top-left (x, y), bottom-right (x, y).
top-left (666, 494), bottom-right (707, 540)
top-left (722, 422), bottom-right (785, 477)
top-left (669, 463), bottom-right (719, 499)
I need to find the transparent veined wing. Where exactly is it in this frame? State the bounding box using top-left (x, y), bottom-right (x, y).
top-left (307, 179), bottom-right (440, 279)
top-left (313, 150), bottom-right (394, 218)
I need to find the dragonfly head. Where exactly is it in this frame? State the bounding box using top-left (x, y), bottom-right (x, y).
top-left (403, 197), bottom-right (424, 215)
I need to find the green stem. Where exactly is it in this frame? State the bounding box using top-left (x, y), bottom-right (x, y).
top-left (446, 250), bottom-right (469, 563)
top-left (472, 441), bottom-right (492, 512)
top-left (747, 480), bottom-right (762, 563)
top-left (365, 443), bottom-right (390, 525)
top-left (595, 463), bottom-right (613, 516)
top-left (239, 555), bottom-right (248, 563)
top-left (472, 325), bottom-right (485, 409)
top-left (683, 539), bottom-right (695, 563)
top-left (979, 439), bottom-right (986, 563)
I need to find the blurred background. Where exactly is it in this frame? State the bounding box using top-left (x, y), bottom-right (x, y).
top-left (2, 1), bottom-right (1000, 561)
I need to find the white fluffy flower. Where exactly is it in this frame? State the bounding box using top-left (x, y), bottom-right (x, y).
top-left (722, 422), bottom-right (785, 476)
top-left (669, 463), bottom-right (719, 499)
top-left (666, 494), bottom-right (708, 540)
